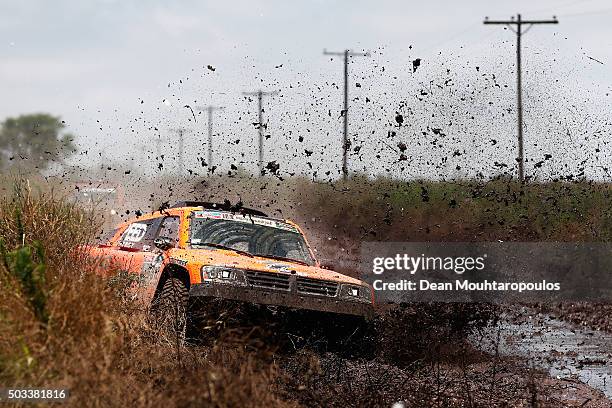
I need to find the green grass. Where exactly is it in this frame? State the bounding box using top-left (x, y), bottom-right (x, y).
top-left (288, 176), bottom-right (612, 242)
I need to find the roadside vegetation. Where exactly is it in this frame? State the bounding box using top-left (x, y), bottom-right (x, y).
top-left (186, 173), bottom-right (612, 242)
top-left (0, 182), bottom-right (287, 407)
top-left (294, 175), bottom-right (612, 242)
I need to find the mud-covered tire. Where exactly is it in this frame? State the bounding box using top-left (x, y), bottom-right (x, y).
top-left (150, 277), bottom-right (189, 344)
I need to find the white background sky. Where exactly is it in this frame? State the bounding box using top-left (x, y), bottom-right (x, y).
top-left (2, 0), bottom-right (612, 180)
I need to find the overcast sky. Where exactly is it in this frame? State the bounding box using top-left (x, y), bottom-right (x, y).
top-left (2, 0), bottom-right (612, 180)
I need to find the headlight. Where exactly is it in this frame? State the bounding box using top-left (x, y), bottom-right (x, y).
top-left (201, 266), bottom-right (241, 282)
top-left (206, 267), bottom-right (218, 279)
top-left (341, 284), bottom-right (372, 301)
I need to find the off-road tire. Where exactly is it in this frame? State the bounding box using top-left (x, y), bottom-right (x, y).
top-left (151, 277), bottom-right (189, 344)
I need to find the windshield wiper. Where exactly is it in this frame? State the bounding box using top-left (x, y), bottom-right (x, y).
top-left (191, 242), bottom-right (254, 257)
top-left (252, 253), bottom-right (310, 266)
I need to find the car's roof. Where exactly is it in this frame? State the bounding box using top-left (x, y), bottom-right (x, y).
top-left (170, 201), bottom-right (268, 217)
top-left (180, 206), bottom-right (297, 226)
top-left (117, 205), bottom-right (299, 230)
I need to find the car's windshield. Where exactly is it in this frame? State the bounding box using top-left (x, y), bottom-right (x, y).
top-left (189, 211), bottom-right (315, 266)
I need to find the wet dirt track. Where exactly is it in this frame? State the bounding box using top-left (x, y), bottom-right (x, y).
top-left (475, 308), bottom-right (612, 398)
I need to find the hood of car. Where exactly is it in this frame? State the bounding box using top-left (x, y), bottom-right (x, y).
top-left (168, 248), bottom-right (365, 286)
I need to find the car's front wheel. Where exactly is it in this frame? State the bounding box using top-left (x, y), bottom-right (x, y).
top-left (150, 277), bottom-right (189, 344)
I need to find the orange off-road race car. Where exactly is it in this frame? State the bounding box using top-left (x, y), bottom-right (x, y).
top-left (89, 202), bottom-right (374, 324)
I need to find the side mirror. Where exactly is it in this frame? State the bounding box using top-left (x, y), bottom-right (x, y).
top-left (319, 260), bottom-right (337, 270)
top-left (154, 236), bottom-right (174, 250)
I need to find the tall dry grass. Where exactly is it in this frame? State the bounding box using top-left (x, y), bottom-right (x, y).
top-left (0, 181), bottom-right (294, 407)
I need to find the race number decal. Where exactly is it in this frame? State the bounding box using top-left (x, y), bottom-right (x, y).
top-left (123, 223), bottom-right (148, 242)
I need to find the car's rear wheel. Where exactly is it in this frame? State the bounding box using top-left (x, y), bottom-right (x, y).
top-left (151, 277), bottom-right (189, 344)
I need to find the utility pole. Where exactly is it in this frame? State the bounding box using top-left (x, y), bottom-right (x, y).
top-left (152, 134), bottom-right (168, 173)
top-left (484, 14), bottom-right (558, 183)
top-left (242, 90), bottom-right (278, 175)
top-left (323, 48), bottom-right (370, 180)
top-left (168, 128), bottom-right (193, 177)
top-left (196, 105), bottom-right (225, 168)
top-left (153, 136), bottom-right (165, 162)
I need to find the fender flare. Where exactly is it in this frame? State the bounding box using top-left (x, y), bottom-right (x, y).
top-left (150, 262), bottom-right (191, 304)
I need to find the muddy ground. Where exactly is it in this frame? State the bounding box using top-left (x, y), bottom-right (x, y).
top-left (532, 302), bottom-right (612, 333)
top-left (190, 300), bottom-right (611, 407)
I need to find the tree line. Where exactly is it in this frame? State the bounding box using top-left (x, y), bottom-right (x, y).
top-left (0, 113), bottom-right (76, 172)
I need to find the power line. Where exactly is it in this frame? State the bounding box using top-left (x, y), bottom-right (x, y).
top-left (323, 48), bottom-right (370, 180)
top-left (484, 14), bottom-right (559, 183)
top-left (242, 89), bottom-right (279, 175)
top-left (196, 105), bottom-right (225, 169)
top-left (168, 127), bottom-right (193, 177)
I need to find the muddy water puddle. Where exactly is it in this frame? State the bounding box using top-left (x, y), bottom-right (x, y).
top-left (473, 308), bottom-right (612, 398)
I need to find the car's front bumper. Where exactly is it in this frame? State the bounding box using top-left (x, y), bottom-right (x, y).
top-left (190, 281), bottom-right (374, 318)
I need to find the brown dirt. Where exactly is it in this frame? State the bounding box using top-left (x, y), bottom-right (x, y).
top-left (532, 302), bottom-right (612, 333)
